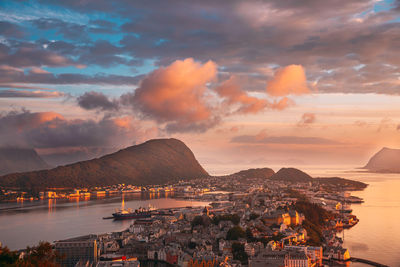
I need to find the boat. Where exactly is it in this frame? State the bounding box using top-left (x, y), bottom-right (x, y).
top-left (112, 207), bottom-right (152, 220)
top-left (112, 202), bottom-right (156, 220)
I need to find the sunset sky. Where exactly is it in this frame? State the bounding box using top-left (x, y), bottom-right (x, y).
top-left (0, 0), bottom-right (399, 171)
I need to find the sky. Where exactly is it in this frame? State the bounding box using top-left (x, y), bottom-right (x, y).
top-left (0, 0), bottom-right (399, 172)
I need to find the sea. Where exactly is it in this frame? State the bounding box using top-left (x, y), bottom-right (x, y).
top-left (0, 165), bottom-right (399, 266)
top-left (0, 192), bottom-right (208, 251)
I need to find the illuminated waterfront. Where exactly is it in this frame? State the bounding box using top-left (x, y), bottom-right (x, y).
top-left (0, 192), bottom-right (208, 250)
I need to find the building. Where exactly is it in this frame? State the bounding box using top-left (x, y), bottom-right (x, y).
top-left (285, 251), bottom-right (310, 267)
top-left (249, 250), bottom-right (286, 267)
top-left (263, 210), bottom-right (291, 226)
top-left (55, 235), bottom-right (99, 267)
top-left (285, 246), bottom-right (323, 266)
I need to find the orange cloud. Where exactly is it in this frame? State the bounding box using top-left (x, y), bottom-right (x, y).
top-left (269, 97), bottom-right (294, 110)
top-left (112, 116), bottom-right (133, 129)
top-left (131, 58), bottom-right (217, 130)
top-left (298, 113), bottom-right (316, 127)
top-left (267, 65), bottom-right (311, 96)
top-left (34, 112), bottom-right (64, 124)
top-left (215, 76), bottom-right (268, 114)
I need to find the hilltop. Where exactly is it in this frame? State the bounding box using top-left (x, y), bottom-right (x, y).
top-left (270, 167), bottom-right (312, 183)
top-left (230, 168), bottom-right (275, 179)
top-left (0, 139), bottom-right (209, 189)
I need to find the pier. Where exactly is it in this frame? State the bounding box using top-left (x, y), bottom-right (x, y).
top-left (350, 257), bottom-right (389, 267)
top-left (325, 257), bottom-right (389, 267)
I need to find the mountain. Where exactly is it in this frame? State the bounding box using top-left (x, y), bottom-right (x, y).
top-left (0, 148), bottom-right (50, 175)
top-left (41, 147), bottom-right (118, 167)
top-left (270, 167), bottom-right (313, 183)
top-left (0, 139), bottom-right (209, 189)
top-left (231, 168), bottom-right (275, 179)
top-left (363, 147), bottom-right (400, 173)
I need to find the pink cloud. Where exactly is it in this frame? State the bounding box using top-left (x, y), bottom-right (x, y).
top-left (267, 65), bottom-right (311, 96)
top-left (298, 113), bottom-right (316, 127)
top-left (269, 97), bottom-right (294, 110)
top-left (215, 76), bottom-right (268, 114)
top-left (128, 58), bottom-right (218, 132)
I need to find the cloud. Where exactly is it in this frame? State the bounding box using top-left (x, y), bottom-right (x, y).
top-left (0, 45), bottom-right (75, 68)
top-left (267, 65), bottom-right (311, 96)
top-left (269, 97), bottom-right (294, 110)
top-left (77, 91), bottom-right (119, 111)
top-left (0, 84), bottom-right (53, 90)
top-left (0, 65), bottom-right (142, 85)
top-left (0, 110), bottom-right (144, 149)
top-left (29, 67), bottom-right (50, 74)
top-left (1, 1), bottom-right (400, 95)
top-left (377, 117), bottom-right (393, 132)
top-left (354, 120), bottom-right (368, 128)
top-left (0, 89), bottom-right (63, 98)
top-left (298, 113), bottom-right (316, 127)
top-left (31, 18), bottom-right (89, 41)
top-left (231, 134), bottom-right (340, 145)
top-left (123, 58), bottom-right (219, 132)
top-left (0, 21), bottom-right (25, 38)
top-left (397, 124), bottom-right (400, 131)
top-left (215, 76), bottom-right (268, 114)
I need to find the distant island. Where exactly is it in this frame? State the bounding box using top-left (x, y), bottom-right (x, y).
top-left (270, 167), bottom-right (367, 190)
top-left (363, 147), bottom-right (400, 173)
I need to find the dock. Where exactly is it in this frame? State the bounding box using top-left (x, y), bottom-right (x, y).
top-left (351, 257), bottom-right (389, 267)
top-left (325, 257), bottom-right (389, 267)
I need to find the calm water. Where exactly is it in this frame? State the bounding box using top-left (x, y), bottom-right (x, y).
top-left (0, 192), bottom-right (208, 250)
top-left (301, 166), bottom-right (400, 267)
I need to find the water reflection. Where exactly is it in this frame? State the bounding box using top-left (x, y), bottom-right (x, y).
top-left (48, 199), bottom-right (56, 213)
top-left (0, 192), bottom-right (180, 215)
top-left (0, 191), bottom-right (208, 250)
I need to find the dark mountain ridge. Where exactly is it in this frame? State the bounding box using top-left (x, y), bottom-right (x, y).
top-left (0, 139), bottom-right (209, 189)
top-left (0, 147), bottom-right (50, 175)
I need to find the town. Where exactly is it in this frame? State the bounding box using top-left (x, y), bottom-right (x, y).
top-left (4, 172), bottom-right (369, 267)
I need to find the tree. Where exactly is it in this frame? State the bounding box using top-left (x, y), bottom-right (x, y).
top-left (226, 226), bottom-right (246, 240)
top-left (249, 213), bottom-right (259, 221)
top-left (246, 228), bottom-right (254, 242)
top-left (1, 241), bottom-right (62, 267)
top-left (0, 245), bottom-right (18, 266)
top-left (212, 214), bottom-right (240, 225)
top-left (191, 215), bottom-right (210, 227)
top-left (188, 241), bottom-right (196, 249)
top-left (191, 216), bottom-right (204, 227)
top-left (231, 243), bottom-right (248, 264)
